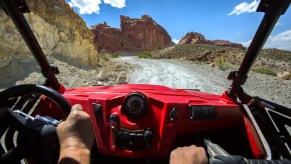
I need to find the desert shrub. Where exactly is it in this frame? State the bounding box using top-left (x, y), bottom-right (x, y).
top-left (137, 51), bottom-right (152, 58)
top-left (223, 64), bottom-right (235, 70)
top-left (100, 52), bottom-right (111, 61)
top-left (100, 52), bottom-right (119, 61)
top-left (215, 56), bottom-right (235, 71)
top-left (111, 53), bottom-right (119, 58)
top-left (216, 56), bottom-right (227, 71)
top-left (253, 67), bottom-right (277, 76)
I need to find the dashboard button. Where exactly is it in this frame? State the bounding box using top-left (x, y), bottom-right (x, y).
top-left (129, 133), bottom-right (137, 146)
top-left (189, 106), bottom-right (216, 120)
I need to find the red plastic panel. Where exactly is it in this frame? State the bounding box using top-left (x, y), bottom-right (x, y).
top-left (36, 84), bottom-right (264, 158)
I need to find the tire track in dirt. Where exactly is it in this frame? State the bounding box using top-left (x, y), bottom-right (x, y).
top-left (119, 56), bottom-right (227, 94)
top-left (117, 56), bottom-right (291, 109)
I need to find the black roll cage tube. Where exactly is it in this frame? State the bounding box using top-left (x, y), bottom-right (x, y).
top-left (227, 0), bottom-right (290, 100)
top-left (0, 0), bottom-right (61, 90)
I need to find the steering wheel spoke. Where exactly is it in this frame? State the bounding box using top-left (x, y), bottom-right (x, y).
top-left (0, 84), bottom-right (71, 163)
top-left (1, 147), bottom-right (25, 164)
top-left (0, 109), bottom-right (29, 132)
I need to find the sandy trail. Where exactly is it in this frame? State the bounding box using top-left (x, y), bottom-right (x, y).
top-left (119, 56), bottom-right (227, 94)
top-left (117, 56), bottom-right (291, 108)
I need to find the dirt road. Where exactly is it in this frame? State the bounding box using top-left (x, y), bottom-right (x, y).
top-left (120, 56), bottom-right (230, 94)
top-left (118, 56), bottom-right (291, 108)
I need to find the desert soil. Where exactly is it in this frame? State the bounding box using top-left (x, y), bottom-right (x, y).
top-left (1, 56), bottom-right (290, 109)
top-left (119, 56), bottom-right (291, 108)
top-left (0, 55), bottom-right (130, 90)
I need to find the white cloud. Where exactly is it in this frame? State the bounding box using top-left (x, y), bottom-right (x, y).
top-left (172, 39), bottom-right (180, 44)
top-left (103, 0), bottom-right (126, 8)
top-left (228, 0), bottom-right (260, 15)
top-left (242, 30), bottom-right (291, 51)
top-left (275, 23), bottom-right (282, 27)
top-left (68, 0), bottom-right (102, 14)
top-left (241, 40), bottom-right (252, 47)
top-left (67, 0), bottom-right (126, 14)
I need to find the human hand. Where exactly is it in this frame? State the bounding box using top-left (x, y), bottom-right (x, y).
top-left (57, 104), bottom-right (94, 150)
top-left (56, 104), bottom-right (94, 164)
top-left (170, 145), bottom-right (208, 164)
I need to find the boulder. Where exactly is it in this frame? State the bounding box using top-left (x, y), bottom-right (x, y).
top-left (277, 71), bottom-right (291, 80)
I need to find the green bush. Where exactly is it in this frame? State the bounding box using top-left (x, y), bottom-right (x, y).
top-left (216, 56), bottom-right (226, 71)
top-left (111, 53), bottom-right (119, 58)
top-left (100, 52), bottom-right (111, 61)
top-left (215, 56), bottom-right (235, 71)
top-left (100, 52), bottom-right (119, 61)
top-left (137, 51), bottom-right (152, 58)
top-left (253, 67), bottom-right (277, 76)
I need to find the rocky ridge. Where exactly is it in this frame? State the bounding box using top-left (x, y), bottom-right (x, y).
top-left (152, 44), bottom-right (291, 74)
top-left (0, 0), bottom-right (99, 68)
top-left (90, 15), bottom-right (173, 53)
top-left (179, 32), bottom-right (244, 49)
top-left (0, 0), bottom-right (102, 88)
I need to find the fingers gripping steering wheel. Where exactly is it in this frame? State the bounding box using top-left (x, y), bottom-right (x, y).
top-left (0, 84), bottom-right (71, 164)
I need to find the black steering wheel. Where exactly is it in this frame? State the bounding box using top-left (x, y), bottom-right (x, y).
top-left (0, 84), bottom-right (71, 164)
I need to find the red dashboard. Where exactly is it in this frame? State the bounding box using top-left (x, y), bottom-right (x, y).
top-left (57, 84), bottom-right (246, 158)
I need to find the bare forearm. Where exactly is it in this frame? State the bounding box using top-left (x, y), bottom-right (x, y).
top-left (58, 147), bottom-right (90, 164)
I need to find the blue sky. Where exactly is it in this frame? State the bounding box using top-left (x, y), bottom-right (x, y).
top-left (66, 0), bottom-right (291, 50)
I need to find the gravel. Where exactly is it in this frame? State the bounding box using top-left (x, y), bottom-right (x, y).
top-left (1, 55), bottom-right (290, 109)
top-left (119, 56), bottom-right (291, 108)
top-left (0, 55), bottom-right (129, 90)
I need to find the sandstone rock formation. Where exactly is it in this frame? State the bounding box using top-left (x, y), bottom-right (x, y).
top-left (211, 40), bottom-right (243, 48)
top-left (90, 15), bottom-right (173, 53)
top-left (178, 32), bottom-right (207, 44)
top-left (179, 32), bottom-right (243, 49)
top-left (0, 0), bottom-right (100, 67)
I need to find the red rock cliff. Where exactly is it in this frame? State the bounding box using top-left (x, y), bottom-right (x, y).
top-left (179, 32), bottom-right (243, 49)
top-left (90, 15), bottom-right (173, 53)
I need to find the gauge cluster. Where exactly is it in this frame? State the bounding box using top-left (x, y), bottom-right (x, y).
top-left (121, 92), bottom-right (148, 118)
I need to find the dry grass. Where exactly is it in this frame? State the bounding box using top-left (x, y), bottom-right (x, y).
top-left (137, 51), bottom-right (152, 58)
top-left (253, 67), bottom-right (277, 76)
top-left (100, 52), bottom-right (119, 61)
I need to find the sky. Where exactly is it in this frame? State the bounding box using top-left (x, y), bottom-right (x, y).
top-left (66, 0), bottom-right (291, 50)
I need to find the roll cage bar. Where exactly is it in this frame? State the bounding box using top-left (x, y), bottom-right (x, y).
top-left (0, 0), bottom-right (62, 90)
top-left (227, 0), bottom-right (290, 100)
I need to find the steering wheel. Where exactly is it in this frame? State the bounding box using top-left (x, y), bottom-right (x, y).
top-left (0, 84), bottom-right (71, 164)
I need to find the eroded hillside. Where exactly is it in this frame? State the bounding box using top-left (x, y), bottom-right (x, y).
top-left (152, 44), bottom-right (291, 75)
top-left (0, 0), bottom-right (99, 67)
top-left (0, 0), bottom-right (103, 88)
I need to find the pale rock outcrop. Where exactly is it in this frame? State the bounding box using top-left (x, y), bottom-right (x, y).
top-left (0, 0), bottom-right (100, 68)
top-left (277, 71), bottom-right (291, 80)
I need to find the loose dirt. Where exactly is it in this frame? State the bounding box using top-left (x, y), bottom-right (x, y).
top-left (1, 55), bottom-right (290, 109)
top-left (119, 56), bottom-right (291, 108)
top-left (0, 55), bottom-right (130, 90)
